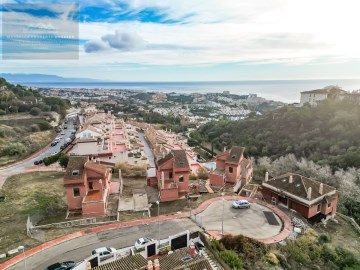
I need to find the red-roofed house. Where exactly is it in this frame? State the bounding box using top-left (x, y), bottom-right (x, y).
top-left (64, 156), bottom-right (112, 217)
top-left (260, 173), bottom-right (338, 220)
top-left (147, 150), bottom-right (191, 202)
top-left (209, 146), bottom-right (253, 191)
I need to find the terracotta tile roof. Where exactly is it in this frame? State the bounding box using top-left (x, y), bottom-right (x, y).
top-left (157, 152), bottom-right (175, 166)
top-left (266, 173), bottom-right (337, 201)
top-left (158, 247), bottom-right (212, 270)
top-left (64, 156), bottom-right (88, 179)
top-left (84, 161), bottom-right (110, 176)
top-left (92, 254), bottom-right (147, 270)
top-left (226, 146), bottom-right (245, 163)
top-left (172, 150), bottom-right (190, 169)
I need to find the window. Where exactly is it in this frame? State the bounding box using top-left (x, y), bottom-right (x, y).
top-left (327, 203), bottom-right (331, 208)
top-left (73, 188), bottom-right (80, 197)
top-left (231, 155), bottom-right (236, 159)
top-left (229, 167), bottom-right (233, 173)
top-left (179, 175), bottom-right (184, 183)
top-left (72, 170), bottom-right (79, 176)
top-left (317, 204), bottom-right (321, 212)
top-left (169, 172), bottom-right (173, 179)
top-left (89, 182), bottom-right (93, 190)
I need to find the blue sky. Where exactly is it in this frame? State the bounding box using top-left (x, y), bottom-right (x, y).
top-left (1, 0), bottom-right (360, 81)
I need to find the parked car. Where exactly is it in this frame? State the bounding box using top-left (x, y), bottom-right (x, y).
top-left (60, 131), bottom-right (65, 135)
top-left (135, 237), bottom-right (154, 250)
top-left (34, 160), bottom-right (40, 165)
top-left (232, 200), bottom-right (251, 209)
top-left (60, 144), bottom-right (66, 150)
top-left (44, 261), bottom-right (76, 270)
top-left (63, 125), bottom-right (68, 129)
top-left (91, 247), bottom-right (116, 262)
top-left (51, 141), bottom-right (58, 147)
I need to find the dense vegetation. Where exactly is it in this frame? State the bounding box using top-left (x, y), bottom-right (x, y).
top-left (209, 232), bottom-right (360, 270)
top-left (0, 77), bottom-right (70, 166)
top-left (192, 99), bottom-right (360, 169)
top-left (0, 77), bottom-right (71, 118)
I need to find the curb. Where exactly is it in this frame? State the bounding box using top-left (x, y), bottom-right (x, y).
top-left (0, 196), bottom-right (292, 269)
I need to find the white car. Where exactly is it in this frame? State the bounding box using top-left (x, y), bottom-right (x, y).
top-left (135, 237), bottom-right (154, 250)
top-left (232, 200), bottom-right (251, 209)
top-left (60, 131), bottom-right (65, 135)
top-left (91, 247), bottom-right (116, 262)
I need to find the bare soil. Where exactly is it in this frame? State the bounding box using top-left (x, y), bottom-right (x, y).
top-left (0, 172), bottom-right (66, 257)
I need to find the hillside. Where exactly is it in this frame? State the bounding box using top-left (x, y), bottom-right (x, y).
top-left (192, 99), bottom-right (360, 169)
top-left (0, 77), bottom-right (70, 166)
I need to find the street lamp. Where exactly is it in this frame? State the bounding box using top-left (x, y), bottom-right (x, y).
top-left (221, 192), bottom-right (225, 236)
top-left (156, 201), bottom-right (160, 246)
top-left (18, 245), bottom-right (27, 270)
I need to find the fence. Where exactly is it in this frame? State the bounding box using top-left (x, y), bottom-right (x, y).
top-left (337, 213), bottom-right (360, 234)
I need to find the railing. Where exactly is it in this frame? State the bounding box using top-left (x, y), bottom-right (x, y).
top-left (337, 213), bottom-right (360, 233)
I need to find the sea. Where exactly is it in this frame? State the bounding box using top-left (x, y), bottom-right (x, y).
top-left (23, 79), bottom-right (360, 103)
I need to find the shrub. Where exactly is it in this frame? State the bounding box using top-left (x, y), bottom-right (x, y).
top-left (189, 174), bottom-right (197, 180)
top-left (197, 168), bottom-right (209, 180)
top-left (59, 154), bottom-right (69, 168)
top-left (43, 153), bottom-right (63, 166)
top-left (37, 120), bottom-right (52, 131)
top-left (0, 109), bottom-right (5, 115)
top-left (2, 142), bottom-right (27, 156)
top-left (319, 234), bottom-right (331, 244)
top-left (219, 250), bottom-right (244, 270)
top-left (30, 107), bottom-right (41, 116)
top-left (266, 252), bottom-right (280, 265)
top-left (29, 124), bottom-right (41, 132)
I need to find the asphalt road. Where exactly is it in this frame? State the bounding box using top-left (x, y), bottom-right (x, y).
top-left (8, 218), bottom-right (199, 270)
top-left (0, 112), bottom-right (78, 178)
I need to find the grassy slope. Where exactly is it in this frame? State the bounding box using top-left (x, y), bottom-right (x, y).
top-left (0, 172), bottom-right (66, 255)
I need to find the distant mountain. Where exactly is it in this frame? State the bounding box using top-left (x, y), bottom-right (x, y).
top-left (0, 73), bottom-right (103, 84)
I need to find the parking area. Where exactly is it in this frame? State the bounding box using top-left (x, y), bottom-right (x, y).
top-left (195, 200), bottom-right (283, 239)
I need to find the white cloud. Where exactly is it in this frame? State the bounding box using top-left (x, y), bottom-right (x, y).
top-left (1, 0), bottom-right (360, 79)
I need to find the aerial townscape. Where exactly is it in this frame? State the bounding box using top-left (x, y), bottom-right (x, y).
top-left (0, 1), bottom-right (360, 270)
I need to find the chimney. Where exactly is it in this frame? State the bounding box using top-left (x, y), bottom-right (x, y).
top-left (265, 172), bottom-right (269, 182)
top-left (289, 175), bottom-right (293, 183)
top-left (307, 187), bottom-right (312, 200)
top-left (223, 146), bottom-right (227, 152)
top-left (189, 242), bottom-right (196, 257)
top-left (154, 259), bottom-right (160, 270)
top-left (148, 260), bottom-right (154, 270)
top-left (319, 183), bottom-right (323, 195)
top-left (161, 171), bottom-right (165, 188)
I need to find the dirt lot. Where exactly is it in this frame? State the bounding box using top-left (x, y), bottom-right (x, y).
top-left (0, 172), bottom-right (66, 256)
top-left (122, 176), bottom-right (147, 197)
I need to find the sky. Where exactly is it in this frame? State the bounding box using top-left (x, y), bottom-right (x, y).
top-left (0, 0), bottom-right (360, 81)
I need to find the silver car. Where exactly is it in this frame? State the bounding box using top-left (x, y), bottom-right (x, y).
top-left (232, 200), bottom-right (251, 209)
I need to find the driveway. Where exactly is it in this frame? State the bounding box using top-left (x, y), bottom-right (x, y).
top-left (195, 200), bottom-right (282, 239)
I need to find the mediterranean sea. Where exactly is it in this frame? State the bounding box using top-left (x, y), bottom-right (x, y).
top-left (23, 79), bottom-right (360, 103)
